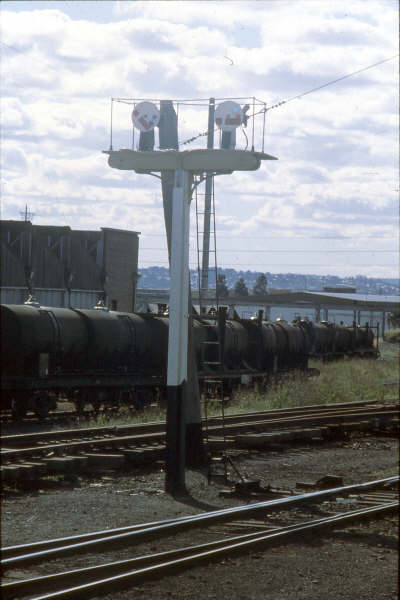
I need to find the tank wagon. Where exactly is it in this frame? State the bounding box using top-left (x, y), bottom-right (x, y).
top-left (0, 302), bottom-right (377, 419)
top-left (299, 319), bottom-right (376, 359)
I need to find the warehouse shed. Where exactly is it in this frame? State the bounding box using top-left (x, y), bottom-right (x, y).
top-left (0, 221), bottom-right (140, 312)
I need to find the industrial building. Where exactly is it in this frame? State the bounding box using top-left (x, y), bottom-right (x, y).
top-left (135, 288), bottom-right (400, 338)
top-left (0, 220), bottom-right (140, 312)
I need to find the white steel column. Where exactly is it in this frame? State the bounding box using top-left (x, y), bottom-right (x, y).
top-left (167, 168), bottom-right (191, 387)
top-left (166, 168), bottom-right (191, 493)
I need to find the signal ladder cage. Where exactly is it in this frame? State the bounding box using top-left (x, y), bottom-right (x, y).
top-left (107, 96), bottom-right (269, 154)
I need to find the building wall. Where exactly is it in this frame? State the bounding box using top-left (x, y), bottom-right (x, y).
top-left (69, 230), bottom-right (104, 290)
top-left (103, 228), bottom-right (140, 313)
top-left (0, 221), bottom-right (140, 311)
top-left (0, 221), bottom-right (32, 288)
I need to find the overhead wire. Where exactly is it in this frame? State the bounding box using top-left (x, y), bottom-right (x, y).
top-left (176, 54), bottom-right (398, 146)
top-left (141, 233), bottom-right (395, 240)
top-left (3, 38), bottom-right (396, 140)
top-left (1, 40), bottom-right (64, 74)
top-left (265, 54), bottom-right (399, 112)
top-left (2, 40), bottom-right (397, 275)
top-left (174, 54), bottom-right (398, 273)
top-left (139, 260), bottom-right (396, 267)
top-left (141, 248), bottom-right (395, 253)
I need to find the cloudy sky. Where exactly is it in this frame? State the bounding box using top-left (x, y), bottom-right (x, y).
top-left (2, 0), bottom-right (398, 279)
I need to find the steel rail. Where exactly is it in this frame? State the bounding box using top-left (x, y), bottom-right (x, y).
top-left (1, 405), bottom-right (397, 460)
top-left (2, 477), bottom-right (397, 570)
top-left (3, 483), bottom-right (391, 559)
top-left (4, 473), bottom-right (396, 559)
top-left (0, 410), bottom-right (78, 423)
top-left (1, 516), bottom-right (191, 560)
top-left (0, 432), bottom-right (165, 459)
top-left (1, 399), bottom-right (381, 447)
top-left (223, 406), bottom-right (399, 435)
top-left (2, 502), bottom-right (397, 600)
top-left (3, 402), bottom-right (392, 457)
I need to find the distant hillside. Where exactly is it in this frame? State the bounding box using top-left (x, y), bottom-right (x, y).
top-left (138, 266), bottom-right (399, 296)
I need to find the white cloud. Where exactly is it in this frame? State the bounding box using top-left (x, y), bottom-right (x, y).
top-left (1, 1), bottom-right (398, 277)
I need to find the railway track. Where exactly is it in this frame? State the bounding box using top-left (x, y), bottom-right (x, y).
top-left (1, 400), bottom-right (398, 485)
top-left (0, 409), bottom-right (84, 426)
top-left (1, 476), bottom-right (398, 599)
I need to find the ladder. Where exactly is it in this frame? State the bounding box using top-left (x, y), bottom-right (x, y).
top-left (194, 176), bottom-right (243, 484)
top-left (194, 176), bottom-right (219, 315)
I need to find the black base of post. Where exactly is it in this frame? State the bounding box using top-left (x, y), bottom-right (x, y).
top-left (165, 384), bottom-right (186, 495)
top-left (185, 422), bottom-right (206, 467)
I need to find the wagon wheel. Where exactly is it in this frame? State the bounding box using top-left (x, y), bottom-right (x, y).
top-left (72, 390), bottom-right (87, 415)
top-left (134, 387), bottom-right (153, 410)
top-left (11, 397), bottom-right (28, 421)
top-left (89, 390), bottom-right (103, 415)
top-left (32, 393), bottom-right (50, 420)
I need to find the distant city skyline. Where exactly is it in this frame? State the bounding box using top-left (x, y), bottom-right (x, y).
top-left (2, 0), bottom-right (398, 278)
top-left (137, 266), bottom-right (400, 295)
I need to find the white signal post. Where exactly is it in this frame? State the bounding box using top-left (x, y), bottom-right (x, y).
top-left (104, 98), bottom-right (277, 494)
top-left (165, 168), bottom-right (191, 493)
top-left (168, 169), bottom-right (191, 388)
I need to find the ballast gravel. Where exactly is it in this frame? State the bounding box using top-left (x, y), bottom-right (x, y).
top-left (1, 435), bottom-right (398, 599)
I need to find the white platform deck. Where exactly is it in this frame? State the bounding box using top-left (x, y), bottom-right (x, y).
top-left (103, 148), bottom-right (278, 173)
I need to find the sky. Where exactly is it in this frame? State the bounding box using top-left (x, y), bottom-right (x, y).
top-left (1, 0), bottom-right (399, 279)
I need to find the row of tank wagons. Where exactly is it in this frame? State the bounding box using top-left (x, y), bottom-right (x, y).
top-left (0, 304), bottom-right (376, 380)
top-left (0, 303), bottom-right (312, 378)
top-left (0, 304), bottom-right (377, 419)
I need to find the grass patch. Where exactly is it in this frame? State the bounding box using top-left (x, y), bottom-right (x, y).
top-left (203, 355), bottom-right (399, 418)
top-left (378, 338), bottom-right (400, 361)
top-left (371, 468), bottom-right (399, 479)
top-left (41, 474), bottom-right (65, 482)
top-left (82, 404), bottom-right (166, 429)
top-left (81, 352), bottom-right (398, 427)
top-left (384, 329), bottom-right (400, 344)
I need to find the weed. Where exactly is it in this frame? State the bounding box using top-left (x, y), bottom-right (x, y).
top-left (384, 329), bottom-right (400, 344)
top-left (83, 403), bottom-right (165, 429)
top-left (81, 355), bottom-right (398, 427)
top-left (203, 355), bottom-right (398, 418)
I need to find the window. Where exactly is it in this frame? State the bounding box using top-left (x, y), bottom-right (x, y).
top-left (111, 299), bottom-right (118, 311)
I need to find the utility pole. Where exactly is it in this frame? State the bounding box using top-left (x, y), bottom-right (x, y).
top-left (201, 98), bottom-right (215, 293)
top-left (20, 204), bottom-right (35, 222)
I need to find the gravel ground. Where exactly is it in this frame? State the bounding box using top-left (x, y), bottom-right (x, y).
top-left (1, 435), bottom-right (398, 599)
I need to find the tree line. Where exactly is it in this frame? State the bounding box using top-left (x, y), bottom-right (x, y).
top-left (216, 272), bottom-right (268, 297)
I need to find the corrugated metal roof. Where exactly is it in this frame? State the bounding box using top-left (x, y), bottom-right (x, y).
top-left (306, 292), bottom-right (400, 304)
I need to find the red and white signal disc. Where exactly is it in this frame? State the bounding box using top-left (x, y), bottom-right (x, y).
top-left (132, 102), bottom-right (160, 132)
top-left (215, 101), bottom-right (243, 131)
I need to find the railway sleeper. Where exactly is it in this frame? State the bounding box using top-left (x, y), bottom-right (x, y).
top-left (83, 453), bottom-right (126, 470)
top-left (22, 462), bottom-right (48, 477)
top-left (1, 413), bottom-right (397, 485)
top-left (3, 463), bottom-right (39, 480)
top-left (0, 465), bottom-right (22, 482)
top-left (123, 445), bottom-right (166, 465)
top-left (234, 427), bottom-right (325, 449)
top-left (44, 456), bottom-right (87, 473)
top-left (205, 437), bottom-right (236, 452)
top-left (1, 446), bottom-right (165, 482)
